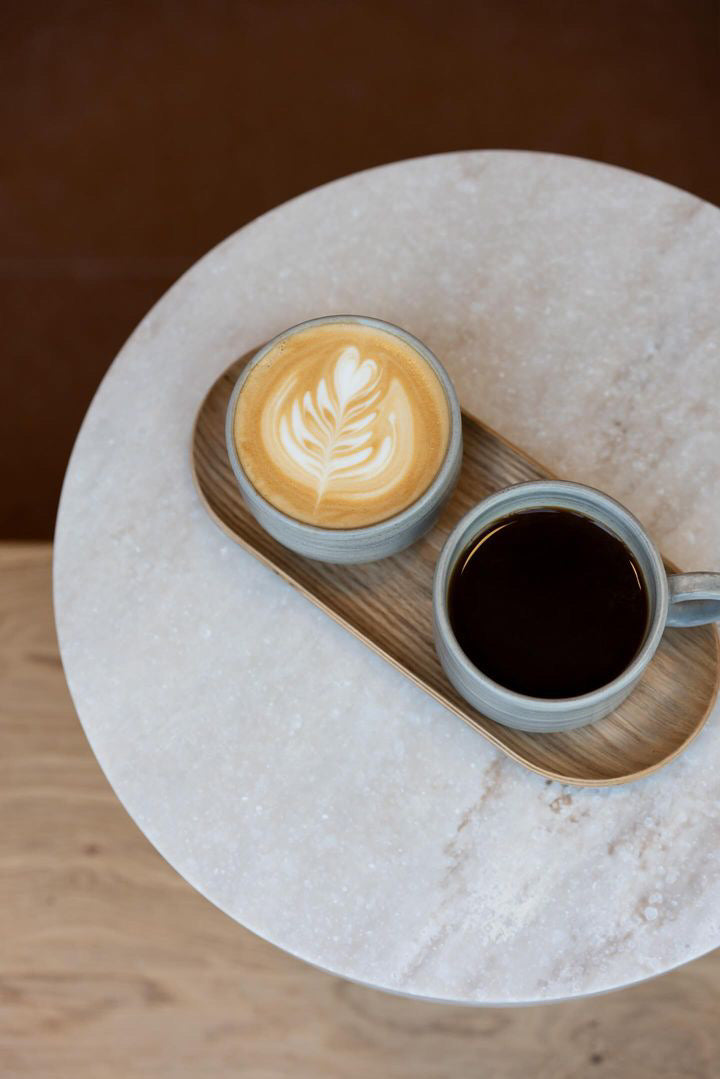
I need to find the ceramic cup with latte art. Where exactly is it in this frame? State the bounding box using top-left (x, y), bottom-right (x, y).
top-left (226, 315), bottom-right (463, 563)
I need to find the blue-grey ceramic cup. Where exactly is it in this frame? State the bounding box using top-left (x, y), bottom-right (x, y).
top-left (226, 315), bottom-right (463, 563)
top-left (433, 480), bottom-right (720, 733)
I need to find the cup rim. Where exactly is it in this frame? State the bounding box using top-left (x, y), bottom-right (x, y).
top-left (225, 314), bottom-right (463, 539)
top-left (433, 480), bottom-right (670, 713)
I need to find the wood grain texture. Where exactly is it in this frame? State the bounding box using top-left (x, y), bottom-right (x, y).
top-left (193, 356), bottom-right (720, 787)
top-left (3, 543), bottom-right (720, 1078)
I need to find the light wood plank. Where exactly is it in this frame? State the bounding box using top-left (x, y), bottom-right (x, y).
top-left (2, 544), bottom-right (720, 1078)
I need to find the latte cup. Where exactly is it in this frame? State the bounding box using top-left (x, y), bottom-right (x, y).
top-left (226, 315), bottom-right (463, 563)
top-left (433, 481), bottom-right (720, 733)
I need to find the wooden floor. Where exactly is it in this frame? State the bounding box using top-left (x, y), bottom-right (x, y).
top-left (3, 544), bottom-right (720, 1078)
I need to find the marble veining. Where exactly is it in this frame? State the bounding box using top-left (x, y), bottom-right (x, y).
top-left (54, 152), bottom-right (720, 1003)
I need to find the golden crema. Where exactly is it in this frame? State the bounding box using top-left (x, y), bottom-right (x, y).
top-left (233, 322), bottom-right (450, 529)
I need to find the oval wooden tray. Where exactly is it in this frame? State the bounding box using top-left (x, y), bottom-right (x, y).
top-left (192, 353), bottom-right (720, 787)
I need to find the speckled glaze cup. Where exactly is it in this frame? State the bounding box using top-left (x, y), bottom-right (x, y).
top-left (433, 480), bottom-right (720, 733)
top-left (226, 315), bottom-right (463, 563)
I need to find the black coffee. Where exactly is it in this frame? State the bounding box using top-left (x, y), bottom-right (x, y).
top-left (447, 508), bottom-right (649, 699)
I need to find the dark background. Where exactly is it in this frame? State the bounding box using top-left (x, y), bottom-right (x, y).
top-left (3, 0), bottom-right (719, 538)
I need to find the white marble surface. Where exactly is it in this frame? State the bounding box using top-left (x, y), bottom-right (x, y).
top-left (54, 152), bottom-right (720, 1004)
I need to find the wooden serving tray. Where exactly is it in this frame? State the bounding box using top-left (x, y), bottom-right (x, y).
top-left (192, 353), bottom-right (720, 787)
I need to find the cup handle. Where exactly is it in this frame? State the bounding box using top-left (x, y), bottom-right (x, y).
top-left (666, 573), bottom-right (720, 627)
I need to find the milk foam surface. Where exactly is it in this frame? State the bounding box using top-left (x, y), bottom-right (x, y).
top-left (234, 323), bottom-right (450, 528)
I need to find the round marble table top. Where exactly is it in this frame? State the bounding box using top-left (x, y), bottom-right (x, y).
top-left (55, 152), bottom-right (720, 1004)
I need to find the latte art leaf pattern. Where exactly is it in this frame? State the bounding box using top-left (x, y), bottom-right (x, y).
top-left (236, 321), bottom-right (450, 528)
top-left (271, 346), bottom-right (409, 506)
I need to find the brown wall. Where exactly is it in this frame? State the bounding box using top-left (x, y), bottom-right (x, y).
top-left (3, 0), bottom-right (719, 538)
